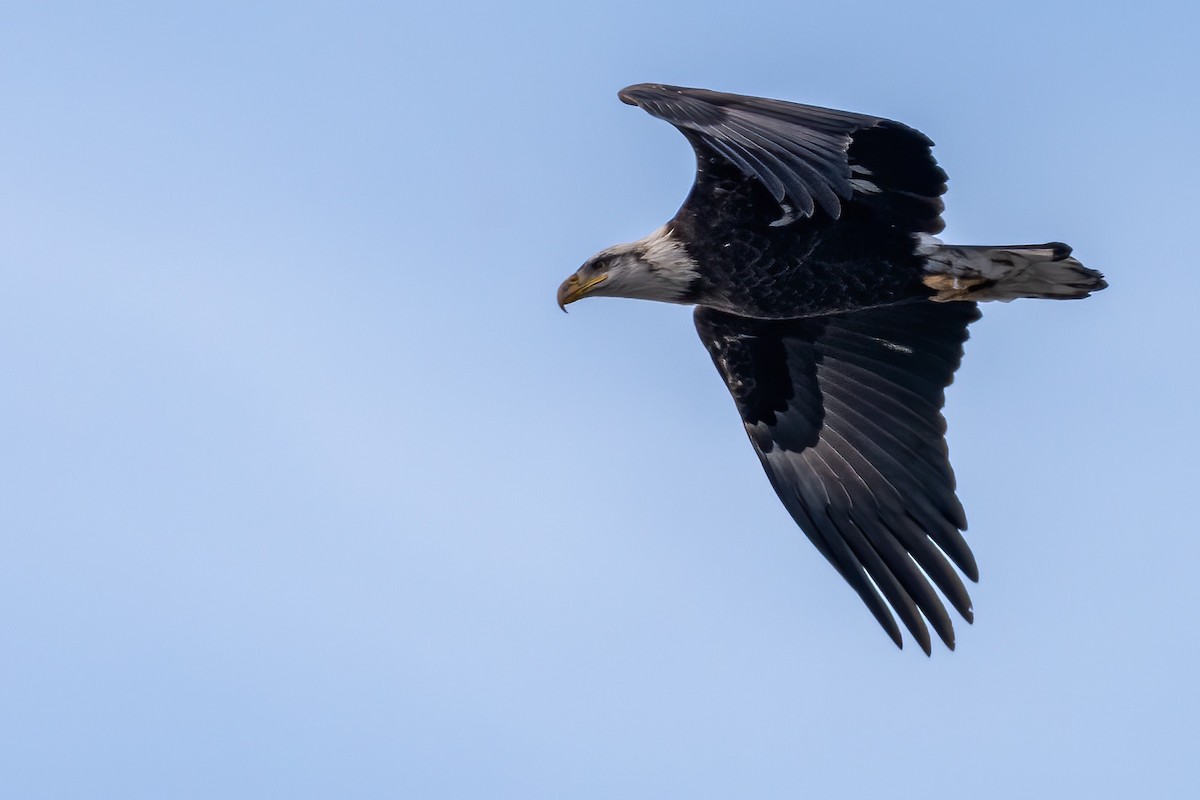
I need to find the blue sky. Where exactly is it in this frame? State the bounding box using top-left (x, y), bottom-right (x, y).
top-left (3, 1), bottom-right (1197, 797)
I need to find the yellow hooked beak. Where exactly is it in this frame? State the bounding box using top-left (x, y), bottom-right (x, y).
top-left (556, 272), bottom-right (608, 312)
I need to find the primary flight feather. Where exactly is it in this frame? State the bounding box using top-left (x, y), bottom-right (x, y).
top-left (558, 84), bottom-right (1106, 653)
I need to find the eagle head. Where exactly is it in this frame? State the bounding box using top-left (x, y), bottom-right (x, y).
top-left (557, 225), bottom-right (699, 311)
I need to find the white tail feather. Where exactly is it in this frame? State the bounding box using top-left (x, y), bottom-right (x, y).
top-left (921, 240), bottom-right (1107, 302)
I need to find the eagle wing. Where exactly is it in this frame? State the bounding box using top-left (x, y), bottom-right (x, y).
top-left (694, 301), bottom-right (981, 653)
top-left (619, 83), bottom-right (947, 232)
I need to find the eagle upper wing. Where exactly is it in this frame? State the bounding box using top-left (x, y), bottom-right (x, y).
top-left (619, 83), bottom-right (948, 232)
top-left (694, 301), bottom-right (981, 653)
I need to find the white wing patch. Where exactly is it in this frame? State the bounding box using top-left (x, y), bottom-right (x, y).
top-left (770, 200), bottom-right (801, 227)
top-left (913, 232), bottom-right (944, 256)
top-left (864, 334), bottom-right (914, 354)
top-left (849, 178), bottom-right (881, 194)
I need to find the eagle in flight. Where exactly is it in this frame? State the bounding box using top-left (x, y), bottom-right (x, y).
top-left (557, 84), bottom-right (1106, 653)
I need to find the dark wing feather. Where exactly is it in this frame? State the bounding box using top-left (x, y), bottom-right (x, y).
top-left (694, 301), bottom-right (981, 653)
top-left (619, 83), bottom-right (947, 232)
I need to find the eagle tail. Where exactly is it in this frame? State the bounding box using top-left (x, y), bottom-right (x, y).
top-left (919, 239), bottom-right (1107, 302)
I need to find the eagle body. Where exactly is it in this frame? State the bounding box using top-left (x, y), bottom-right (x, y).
top-left (558, 84), bottom-right (1106, 653)
top-left (670, 151), bottom-right (931, 318)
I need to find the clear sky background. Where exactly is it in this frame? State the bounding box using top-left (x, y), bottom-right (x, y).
top-left (3, 1), bottom-right (1197, 797)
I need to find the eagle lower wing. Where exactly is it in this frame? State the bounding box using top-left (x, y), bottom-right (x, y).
top-left (619, 83), bottom-right (947, 233)
top-left (694, 301), bottom-right (981, 653)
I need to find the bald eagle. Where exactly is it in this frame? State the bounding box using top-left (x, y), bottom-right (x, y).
top-left (557, 84), bottom-right (1106, 653)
